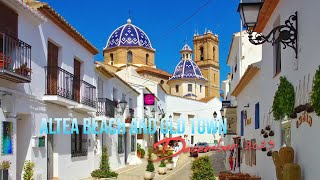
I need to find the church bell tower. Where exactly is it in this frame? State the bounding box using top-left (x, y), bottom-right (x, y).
top-left (193, 30), bottom-right (220, 98)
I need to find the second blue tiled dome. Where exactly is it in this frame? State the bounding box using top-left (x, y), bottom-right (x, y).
top-left (169, 59), bottom-right (207, 81)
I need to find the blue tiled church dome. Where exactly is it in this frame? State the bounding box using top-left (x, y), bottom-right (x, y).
top-left (169, 59), bottom-right (207, 81)
top-left (105, 19), bottom-right (154, 50)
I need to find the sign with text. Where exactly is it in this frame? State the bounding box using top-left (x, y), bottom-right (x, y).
top-left (222, 101), bottom-right (231, 108)
top-left (225, 107), bottom-right (237, 135)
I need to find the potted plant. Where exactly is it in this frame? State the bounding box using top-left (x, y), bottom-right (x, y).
top-left (272, 76), bottom-right (295, 120)
top-left (144, 149), bottom-right (155, 180)
top-left (0, 52), bottom-right (11, 69)
top-left (0, 160), bottom-right (10, 180)
top-left (125, 115), bottom-right (131, 123)
top-left (15, 62), bottom-right (31, 76)
top-left (136, 143), bottom-right (145, 158)
top-left (23, 160), bottom-right (35, 180)
top-left (158, 159), bottom-right (167, 175)
top-left (311, 65), bottom-right (320, 116)
top-left (91, 146), bottom-right (118, 179)
top-left (166, 151), bottom-right (174, 170)
top-left (191, 156), bottom-right (215, 180)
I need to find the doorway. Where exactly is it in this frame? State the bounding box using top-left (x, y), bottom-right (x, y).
top-left (124, 131), bottom-right (128, 164)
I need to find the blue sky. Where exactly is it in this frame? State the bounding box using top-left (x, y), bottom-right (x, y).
top-left (44, 0), bottom-right (240, 86)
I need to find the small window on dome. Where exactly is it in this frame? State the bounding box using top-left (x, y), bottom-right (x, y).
top-left (160, 80), bottom-right (164, 85)
top-left (175, 85), bottom-right (179, 93)
top-left (200, 85), bottom-right (202, 93)
top-left (110, 53), bottom-right (114, 65)
top-left (183, 54), bottom-right (185, 59)
top-left (146, 54), bottom-right (149, 65)
top-left (188, 84), bottom-right (192, 92)
top-left (127, 51), bottom-right (132, 64)
top-left (186, 54), bottom-right (188, 59)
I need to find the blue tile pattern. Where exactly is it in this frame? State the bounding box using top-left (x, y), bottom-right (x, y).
top-left (106, 21), bottom-right (153, 50)
top-left (169, 59), bottom-right (207, 81)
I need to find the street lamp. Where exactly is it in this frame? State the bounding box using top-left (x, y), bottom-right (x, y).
top-left (118, 97), bottom-right (127, 115)
top-left (151, 108), bottom-right (156, 118)
top-left (213, 111), bottom-right (217, 118)
top-left (220, 107), bottom-right (225, 118)
top-left (238, 0), bottom-right (298, 58)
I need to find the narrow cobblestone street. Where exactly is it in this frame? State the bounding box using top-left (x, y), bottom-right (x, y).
top-left (114, 151), bottom-right (226, 180)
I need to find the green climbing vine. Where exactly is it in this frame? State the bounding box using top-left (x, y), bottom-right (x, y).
top-left (311, 65), bottom-right (320, 116)
top-left (272, 76), bottom-right (295, 120)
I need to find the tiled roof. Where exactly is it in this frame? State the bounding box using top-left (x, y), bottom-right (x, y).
top-left (169, 59), bottom-right (207, 81)
top-left (25, 0), bottom-right (99, 55)
top-left (199, 96), bottom-right (216, 103)
top-left (105, 19), bottom-right (154, 50)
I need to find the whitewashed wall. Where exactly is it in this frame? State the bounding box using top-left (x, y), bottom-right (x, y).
top-left (0, 1), bottom-right (97, 179)
top-left (166, 95), bottom-right (222, 144)
top-left (241, 0), bottom-right (320, 179)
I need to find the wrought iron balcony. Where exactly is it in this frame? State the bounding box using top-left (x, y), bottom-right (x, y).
top-left (80, 80), bottom-right (96, 108)
top-left (45, 66), bottom-right (76, 101)
top-left (0, 32), bottom-right (31, 83)
top-left (96, 98), bottom-right (115, 118)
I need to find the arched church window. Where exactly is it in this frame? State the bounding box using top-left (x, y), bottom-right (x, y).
top-left (188, 84), bottom-right (192, 92)
top-left (213, 47), bottom-right (215, 60)
top-left (200, 85), bottom-right (202, 93)
top-left (186, 54), bottom-right (188, 59)
top-left (146, 54), bottom-right (149, 65)
top-left (160, 80), bottom-right (164, 85)
top-left (183, 54), bottom-right (185, 59)
top-left (175, 85), bottom-right (179, 93)
top-left (110, 53), bottom-right (114, 65)
top-left (200, 47), bottom-right (204, 60)
top-left (127, 51), bottom-right (132, 63)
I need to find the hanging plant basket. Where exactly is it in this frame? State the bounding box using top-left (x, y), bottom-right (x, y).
top-left (310, 65), bottom-right (320, 116)
top-left (272, 76), bottom-right (295, 120)
top-left (267, 150), bottom-right (273, 157)
top-left (269, 130), bottom-right (274, 137)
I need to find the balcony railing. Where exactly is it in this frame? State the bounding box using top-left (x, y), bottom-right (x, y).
top-left (0, 32), bottom-right (32, 82)
top-left (81, 80), bottom-right (96, 108)
top-left (45, 66), bottom-right (75, 101)
top-left (96, 98), bottom-right (115, 118)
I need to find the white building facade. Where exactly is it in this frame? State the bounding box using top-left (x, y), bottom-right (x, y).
top-left (231, 0), bottom-right (320, 179)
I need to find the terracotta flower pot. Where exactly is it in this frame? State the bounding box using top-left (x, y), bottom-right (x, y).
top-left (144, 171), bottom-right (155, 180)
top-left (305, 103), bottom-right (314, 113)
top-left (137, 150), bottom-right (142, 158)
top-left (295, 105), bottom-right (306, 113)
top-left (266, 125), bottom-right (271, 131)
top-left (269, 130), bottom-right (274, 137)
top-left (289, 112), bottom-right (297, 119)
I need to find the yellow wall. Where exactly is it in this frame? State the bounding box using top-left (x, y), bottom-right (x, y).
top-left (138, 72), bottom-right (171, 93)
top-left (103, 46), bottom-right (155, 67)
top-left (193, 32), bottom-right (220, 98)
top-left (169, 80), bottom-right (206, 100)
